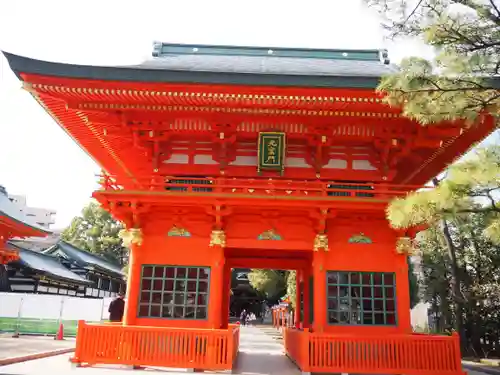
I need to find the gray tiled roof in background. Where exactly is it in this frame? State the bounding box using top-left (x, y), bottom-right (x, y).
top-left (43, 241), bottom-right (124, 277)
top-left (8, 242), bottom-right (91, 284)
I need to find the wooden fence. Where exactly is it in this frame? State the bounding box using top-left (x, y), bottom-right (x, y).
top-left (284, 327), bottom-right (465, 375)
top-left (71, 321), bottom-right (240, 371)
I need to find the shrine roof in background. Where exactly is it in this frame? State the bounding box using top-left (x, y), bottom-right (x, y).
top-left (7, 242), bottom-right (91, 285)
top-left (43, 241), bottom-right (125, 278)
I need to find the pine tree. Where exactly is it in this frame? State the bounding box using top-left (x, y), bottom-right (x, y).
top-left (387, 146), bottom-right (500, 244)
top-left (367, 0), bottom-right (500, 125)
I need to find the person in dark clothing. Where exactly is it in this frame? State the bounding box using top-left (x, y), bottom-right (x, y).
top-left (108, 293), bottom-right (125, 322)
top-left (240, 309), bottom-right (247, 326)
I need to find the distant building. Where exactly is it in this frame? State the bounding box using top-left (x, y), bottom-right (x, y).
top-left (44, 241), bottom-right (126, 298)
top-left (7, 194), bottom-right (56, 229)
top-left (7, 194), bottom-right (59, 251)
top-left (3, 241), bottom-right (126, 298)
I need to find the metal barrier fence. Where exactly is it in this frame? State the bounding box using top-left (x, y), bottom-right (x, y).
top-left (0, 317), bottom-right (81, 336)
top-left (0, 293), bottom-right (109, 336)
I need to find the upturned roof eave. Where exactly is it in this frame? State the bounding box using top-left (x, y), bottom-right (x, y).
top-left (0, 210), bottom-right (51, 237)
top-left (1, 51), bottom-right (383, 89)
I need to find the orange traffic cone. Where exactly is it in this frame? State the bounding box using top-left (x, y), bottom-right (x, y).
top-left (55, 323), bottom-right (64, 340)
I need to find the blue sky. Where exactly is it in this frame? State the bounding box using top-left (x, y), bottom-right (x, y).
top-left (0, 0), bottom-right (496, 228)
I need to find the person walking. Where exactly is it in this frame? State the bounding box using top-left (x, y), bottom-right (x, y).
top-left (240, 309), bottom-right (247, 326)
top-left (108, 293), bottom-right (125, 322)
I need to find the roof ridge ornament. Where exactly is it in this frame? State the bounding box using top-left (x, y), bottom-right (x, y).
top-left (379, 49), bottom-right (390, 65)
top-left (152, 41), bottom-right (162, 57)
top-left (151, 41), bottom-right (385, 62)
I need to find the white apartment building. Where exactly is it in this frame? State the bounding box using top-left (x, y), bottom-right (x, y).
top-left (7, 194), bottom-right (60, 251)
top-left (7, 194), bottom-right (56, 229)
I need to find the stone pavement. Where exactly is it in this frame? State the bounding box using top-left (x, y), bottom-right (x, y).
top-left (0, 335), bottom-right (75, 361)
top-left (233, 325), bottom-right (300, 374)
top-left (0, 327), bottom-right (492, 374)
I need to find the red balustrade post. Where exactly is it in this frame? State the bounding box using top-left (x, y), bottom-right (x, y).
top-left (452, 332), bottom-right (463, 372)
top-left (301, 328), bottom-right (311, 373)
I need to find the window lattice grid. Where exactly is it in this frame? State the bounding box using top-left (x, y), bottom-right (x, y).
top-left (138, 265), bottom-right (210, 320)
top-left (326, 271), bottom-right (396, 326)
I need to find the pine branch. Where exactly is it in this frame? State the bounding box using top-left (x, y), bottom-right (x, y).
top-left (451, 0), bottom-right (500, 27)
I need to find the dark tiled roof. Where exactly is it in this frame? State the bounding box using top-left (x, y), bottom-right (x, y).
top-left (1, 43), bottom-right (398, 89)
top-left (43, 241), bottom-right (124, 277)
top-left (7, 243), bottom-right (90, 285)
top-left (135, 54), bottom-right (398, 77)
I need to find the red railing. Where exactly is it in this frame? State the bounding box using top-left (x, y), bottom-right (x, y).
top-left (284, 327), bottom-right (310, 371)
top-left (71, 321), bottom-right (240, 371)
top-left (98, 174), bottom-right (425, 200)
top-left (272, 307), bottom-right (294, 330)
top-left (283, 327), bottom-right (464, 375)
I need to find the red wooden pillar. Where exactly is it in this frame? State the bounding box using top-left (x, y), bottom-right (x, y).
top-left (294, 269), bottom-right (301, 329)
top-left (221, 262), bottom-right (232, 329)
top-left (123, 243), bottom-right (141, 325)
top-left (397, 256), bottom-right (412, 332)
top-left (208, 241), bottom-right (225, 329)
top-left (312, 251), bottom-right (327, 332)
top-left (303, 267), bottom-right (311, 329)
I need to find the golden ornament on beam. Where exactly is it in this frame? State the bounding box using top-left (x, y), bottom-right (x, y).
top-left (396, 236), bottom-right (415, 255)
top-left (257, 229), bottom-right (282, 240)
top-left (209, 229), bottom-right (226, 248)
top-left (119, 228), bottom-right (143, 247)
top-left (314, 233), bottom-right (329, 252)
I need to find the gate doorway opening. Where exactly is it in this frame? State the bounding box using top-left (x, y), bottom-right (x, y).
top-left (225, 248), bottom-right (313, 330)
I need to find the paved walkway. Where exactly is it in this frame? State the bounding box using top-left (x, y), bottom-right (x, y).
top-left (0, 327), bottom-right (491, 375)
top-left (233, 325), bottom-right (300, 374)
top-left (0, 335), bottom-right (75, 361)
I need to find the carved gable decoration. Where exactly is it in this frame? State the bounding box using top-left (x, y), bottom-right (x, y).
top-left (257, 132), bottom-right (286, 173)
top-left (167, 225), bottom-right (192, 237)
top-left (257, 229), bottom-right (282, 241)
top-left (348, 233), bottom-right (372, 244)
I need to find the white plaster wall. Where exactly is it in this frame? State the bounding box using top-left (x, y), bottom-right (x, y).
top-left (411, 302), bottom-right (430, 329)
top-left (0, 292), bottom-right (115, 321)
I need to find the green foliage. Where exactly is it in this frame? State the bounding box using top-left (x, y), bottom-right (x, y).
top-left (367, 0), bottom-right (500, 125)
top-left (247, 269), bottom-right (287, 301)
top-left (387, 145), bottom-right (500, 244)
top-left (286, 271), bottom-right (297, 309)
top-left (417, 216), bottom-right (500, 356)
top-left (61, 201), bottom-right (128, 265)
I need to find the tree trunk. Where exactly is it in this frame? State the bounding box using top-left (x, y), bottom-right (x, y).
top-left (432, 178), bottom-right (466, 353)
top-left (441, 218), bottom-right (466, 353)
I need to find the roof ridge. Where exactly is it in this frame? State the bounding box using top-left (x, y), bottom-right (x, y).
top-left (8, 241), bottom-right (64, 260)
top-left (152, 42), bottom-right (390, 64)
top-left (57, 240), bottom-right (122, 267)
